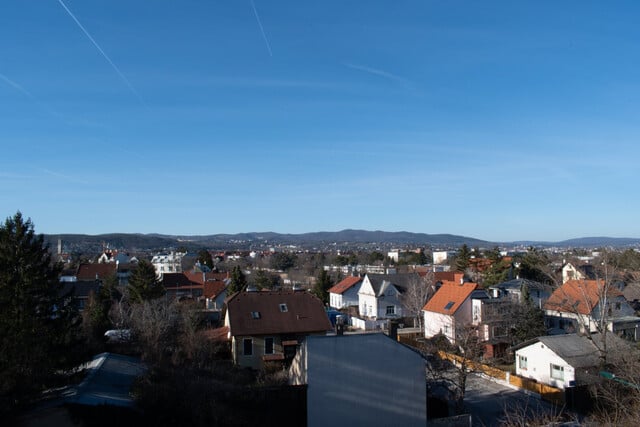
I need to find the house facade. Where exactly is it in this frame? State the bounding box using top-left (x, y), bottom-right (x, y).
top-left (151, 251), bottom-right (184, 277)
top-left (512, 334), bottom-right (633, 390)
top-left (423, 282), bottom-right (477, 343)
top-left (488, 278), bottom-right (552, 310)
top-left (357, 273), bottom-right (420, 320)
top-left (224, 290), bottom-right (331, 369)
top-left (544, 279), bottom-right (640, 340)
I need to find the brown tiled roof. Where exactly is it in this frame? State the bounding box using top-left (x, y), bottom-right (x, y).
top-left (544, 279), bottom-right (622, 315)
top-left (423, 282), bottom-right (477, 315)
top-left (434, 272), bottom-right (465, 283)
top-left (204, 281), bottom-right (227, 299)
top-left (203, 326), bottom-right (230, 342)
top-left (328, 276), bottom-right (362, 295)
top-left (76, 263), bottom-right (117, 281)
top-left (162, 273), bottom-right (197, 288)
top-left (226, 290), bottom-right (332, 336)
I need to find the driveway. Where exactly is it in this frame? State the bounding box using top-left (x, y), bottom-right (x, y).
top-left (464, 373), bottom-right (562, 426)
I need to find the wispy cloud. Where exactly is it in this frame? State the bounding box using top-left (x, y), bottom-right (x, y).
top-left (56, 0), bottom-right (145, 105)
top-left (250, 0), bottom-right (273, 56)
top-left (39, 168), bottom-right (89, 185)
top-left (344, 62), bottom-right (409, 85)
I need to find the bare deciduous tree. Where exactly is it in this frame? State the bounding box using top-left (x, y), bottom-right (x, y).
top-left (400, 271), bottom-right (433, 332)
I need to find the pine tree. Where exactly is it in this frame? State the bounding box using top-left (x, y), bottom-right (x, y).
top-left (0, 212), bottom-right (81, 409)
top-left (312, 269), bottom-right (333, 304)
top-left (228, 265), bottom-right (247, 294)
top-left (128, 259), bottom-right (164, 303)
top-left (454, 244), bottom-right (471, 272)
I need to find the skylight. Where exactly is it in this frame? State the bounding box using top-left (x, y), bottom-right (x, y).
top-left (279, 303), bottom-right (288, 312)
top-left (444, 301), bottom-right (455, 310)
top-left (251, 311), bottom-right (261, 319)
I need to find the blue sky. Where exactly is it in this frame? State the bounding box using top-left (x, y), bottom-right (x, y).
top-left (2, 1), bottom-right (640, 242)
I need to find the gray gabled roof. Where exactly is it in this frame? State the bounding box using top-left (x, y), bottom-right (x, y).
top-left (366, 273), bottom-right (421, 296)
top-left (537, 335), bottom-right (601, 368)
top-left (515, 333), bottom-right (630, 369)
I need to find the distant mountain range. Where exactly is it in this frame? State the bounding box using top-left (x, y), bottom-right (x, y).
top-left (44, 229), bottom-right (640, 252)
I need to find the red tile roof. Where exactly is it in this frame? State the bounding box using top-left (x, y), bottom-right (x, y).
top-left (433, 272), bottom-right (465, 283)
top-left (203, 326), bottom-right (230, 342)
top-left (544, 279), bottom-right (622, 315)
top-left (423, 282), bottom-right (477, 315)
top-left (184, 271), bottom-right (229, 285)
top-left (328, 276), bottom-right (362, 295)
top-left (226, 290), bottom-right (331, 336)
top-left (204, 281), bottom-right (227, 299)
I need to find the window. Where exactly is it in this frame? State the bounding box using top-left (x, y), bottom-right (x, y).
top-left (386, 305), bottom-right (395, 315)
top-left (264, 337), bottom-right (274, 355)
top-left (443, 324), bottom-right (450, 335)
top-left (550, 364), bottom-right (564, 380)
top-left (519, 355), bottom-right (528, 370)
top-left (251, 311), bottom-right (261, 319)
top-left (444, 301), bottom-right (455, 310)
top-left (243, 338), bottom-right (253, 356)
top-left (279, 303), bottom-right (288, 312)
top-left (492, 325), bottom-right (507, 337)
top-left (615, 302), bottom-right (621, 310)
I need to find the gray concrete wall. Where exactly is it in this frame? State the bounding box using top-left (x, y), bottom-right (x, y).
top-left (304, 334), bottom-right (427, 427)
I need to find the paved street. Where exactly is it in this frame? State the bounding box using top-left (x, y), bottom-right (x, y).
top-left (464, 373), bottom-right (561, 426)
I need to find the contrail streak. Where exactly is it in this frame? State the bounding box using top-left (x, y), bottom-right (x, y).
top-left (0, 73), bottom-right (36, 99)
top-left (56, 0), bottom-right (145, 105)
top-left (250, 0), bottom-right (272, 57)
top-left (0, 73), bottom-right (61, 117)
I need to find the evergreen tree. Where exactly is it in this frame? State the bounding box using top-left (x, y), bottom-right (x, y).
top-left (0, 212), bottom-right (81, 410)
top-left (253, 269), bottom-right (281, 290)
top-left (84, 273), bottom-right (120, 340)
top-left (312, 269), bottom-right (333, 304)
top-left (196, 249), bottom-right (214, 270)
top-left (454, 244), bottom-right (471, 272)
top-left (228, 265), bottom-right (247, 294)
top-left (128, 259), bottom-right (164, 303)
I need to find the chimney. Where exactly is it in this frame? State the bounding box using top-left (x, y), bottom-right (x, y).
top-left (335, 315), bottom-right (345, 336)
top-left (387, 319), bottom-right (399, 341)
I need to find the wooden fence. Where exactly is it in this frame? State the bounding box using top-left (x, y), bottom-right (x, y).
top-left (437, 351), bottom-right (564, 405)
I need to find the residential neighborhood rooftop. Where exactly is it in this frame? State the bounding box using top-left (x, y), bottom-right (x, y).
top-left (226, 290), bottom-right (332, 336)
top-left (423, 282), bottom-right (478, 315)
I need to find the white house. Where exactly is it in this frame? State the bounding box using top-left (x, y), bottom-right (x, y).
top-left (328, 276), bottom-right (363, 309)
top-left (513, 334), bottom-right (628, 389)
top-left (433, 250), bottom-right (457, 265)
top-left (151, 251), bottom-right (184, 277)
top-left (423, 282), bottom-right (477, 343)
top-left (358, 273), bottom-right (420, 319)
top-left (561, 262), bottom-right (595, 284)
top-left (289, 333), bottom-right (427, 427)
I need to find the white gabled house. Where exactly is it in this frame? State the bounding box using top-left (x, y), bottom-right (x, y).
top-left (357, 273), bottom-right (420, 319)
top-left (512, 333), bottom-right (629, 390)
top-left (328, 276), bottom-right (363, 309)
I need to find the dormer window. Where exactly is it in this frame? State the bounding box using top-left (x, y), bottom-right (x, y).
top-left (251, 311), bottom-right (261, 319)
top-left (279, 303), bottom-right (288, 312)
